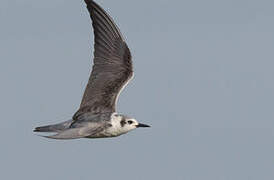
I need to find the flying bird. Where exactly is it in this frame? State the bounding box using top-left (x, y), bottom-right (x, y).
top-left (34, 0), bottom-right (150, 139)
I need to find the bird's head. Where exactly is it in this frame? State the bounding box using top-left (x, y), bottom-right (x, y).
top-left (112, 113), bottom-right (150, 134)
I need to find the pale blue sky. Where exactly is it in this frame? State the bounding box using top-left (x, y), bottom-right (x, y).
top-left (1, 0), bottom-right (274, 179)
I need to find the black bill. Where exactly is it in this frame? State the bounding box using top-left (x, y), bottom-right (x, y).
top-left (136, 123), bottom-right (150, 128)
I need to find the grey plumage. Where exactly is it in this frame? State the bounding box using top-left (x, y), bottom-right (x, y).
top-left (34, 120), bottom-right (73, 132)
top-left (39, 124), bottom-right (109, 139)
top-left (34, 0), bottom-right (150, 140)
top-left (73, 0), bottom-right (133, 120)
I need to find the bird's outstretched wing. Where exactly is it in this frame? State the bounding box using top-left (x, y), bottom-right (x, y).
top-left (73, 0), bottom-right (133, 120)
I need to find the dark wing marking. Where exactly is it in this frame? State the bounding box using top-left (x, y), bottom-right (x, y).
top-left (73, 0), bottom-right (133, 120)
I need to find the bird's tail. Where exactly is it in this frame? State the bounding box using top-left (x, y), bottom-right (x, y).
top-left (38, 127), bottom-right (92, 140)
top-left (34, 119), bottom-right (73, 133)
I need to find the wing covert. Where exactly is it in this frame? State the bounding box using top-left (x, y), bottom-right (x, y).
top-left (73, 0), bottom-right (133, 120)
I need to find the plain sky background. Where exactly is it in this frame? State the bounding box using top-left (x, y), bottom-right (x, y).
top-left (1, 0), bottom-right (274, 179)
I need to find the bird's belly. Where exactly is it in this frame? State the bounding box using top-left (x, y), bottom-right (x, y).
top-left (85, 129), bottom-right (122, 139)
top-left (84, 123), bottom-right (127, 139)
top-left (85, 132), bottom-right (119, 139)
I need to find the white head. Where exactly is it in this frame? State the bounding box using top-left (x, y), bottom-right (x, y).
top-left (110, 113), bottom-right (150, 136)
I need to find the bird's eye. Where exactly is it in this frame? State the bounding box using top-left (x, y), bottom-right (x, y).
top-left (128, 120), bottom-right (133, 124)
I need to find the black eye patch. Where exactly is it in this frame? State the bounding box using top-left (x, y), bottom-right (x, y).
top-left (128, 120), bottom-right (133, 124)
top-left (120, 119), bottom-right (126, 127)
